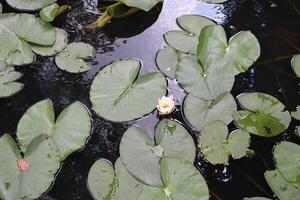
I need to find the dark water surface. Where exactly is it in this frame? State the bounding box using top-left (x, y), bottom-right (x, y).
top-left (1, 0), bottom-right (300, 199)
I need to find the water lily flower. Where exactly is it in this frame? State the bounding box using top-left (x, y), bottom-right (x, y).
top-left (157, 95), bottom-right (175, 115)
top-left (17, 159), bottom-right (30, 172)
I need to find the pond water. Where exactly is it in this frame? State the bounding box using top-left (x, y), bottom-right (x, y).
top-left (1, 0), bottom-right (300, 199)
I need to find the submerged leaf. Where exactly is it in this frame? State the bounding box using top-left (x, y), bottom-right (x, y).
top-left (55, 42), bottom-right (95, 73)
top-left (90, 59), bottom-right (167, 122)
top-left (39, 3), bottom-right (59, 22)
top-left (291, 55), bottom-right (300, 78)
top-left (5, 0), bottom-right (57, 11)
top-left (120, 119), bottom-right (195, 187)
top-left (0, 67), bottom-right (23, 98)
top-left (199, 121), bottom-right (251, 165)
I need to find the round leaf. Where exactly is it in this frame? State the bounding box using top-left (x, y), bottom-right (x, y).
top-left (274, 142), bottom-right (300, 189)
top-left (291, 54), bottom-right (300, 78)
top-left (90, 59), bottom-right (167, 122)
top-left (164, 30), bottom-right (198, 54)
top-left (0, 13), bottom-right (56, 46)
top-left (55, 42), bottom-right (95, 73)
top-left (183, 92), bottom-right (237, 130)
top-left (5, 0), bottom-right (57, 11)
top-left (227, 129), bottom-right (251, 159)
top-left (31, 28), bottom-right (68, 56)
top-left (177, 15), bottom-right (216, 36)
top-left (265, 170), bottom-right (300, 200)
top-left (176, 56), bottom-right (235, 100)
top-left (0, 67), bottom-right (23, 98)
top-left (198, 25), bottom-right (260, 75)
top-left (39, 3), bottom-right (59, 22)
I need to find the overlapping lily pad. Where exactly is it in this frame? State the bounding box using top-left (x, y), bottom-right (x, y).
top-left (137, 158), bottom-right (209, 200)
top-left (265, 170), bottom-right (300, 200)
top-left (183, 92), bottom-right (237, 130)
top-left (176, 55), bottom-right (235, 100)
top-left (32, 28), bottom-right (68, 56)
top-left (291, 54), bottom-right (300, 78)
top-left (177, 15), bottom-right (216, 36)
top-left (199, 121), bottom-right (251, 165)
top-left (120, 119), bottom-right (195, 187)
top-left (5, 0), bottom-right (57, 11)
top-left (17, 99), bottom-right (92, 160)
top-left (234, 92), bottom-right (291, 137)
top-left (198, 25), bottom-right (260, 75)
top-left (274, 142), bottom-right (300, 189)
top-left (291, 106), bottom-right (300, 120)
top-left (119, 0), bottom-right (161, 12)
top-left (87, 158), bottom-right (143, 200)
top-left (39, 3), bottom-right (59, 22)
top-left (55, 42), bottom-right (95, 73)
top-left (0, 67), bottom-right (23, 98)
top-left (90, 59), bottom-right (167, 122)
top-left (0, 134), bottom-right (61, 200)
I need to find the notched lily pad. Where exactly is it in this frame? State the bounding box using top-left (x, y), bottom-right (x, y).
top-left (55, 42), bottom-right (95, 73)
top-left (90, 59), bottom-right (167, 122)
top-left (120, 119), bottom-right (196, 187)
top-left (291, 54), bottom-right (300, 78)
top-left (234, 92), bottom-right (291, 137)
top-left (17, 99), bottom-right (92, 160)
top-left (0, 67), bottom-right (23, 98)
top-left (0, 134), bottom-right (61, 200)
top-left (183, 92), bottom-right (237, 130)
top-left (274, 142), bottom-right (300, 189)
top-left (199, 121), bottom-right (251, 165)
top-left (87, 158), bottom-right (143, 200)
top-left (6, 0), bottom-right (57, 11)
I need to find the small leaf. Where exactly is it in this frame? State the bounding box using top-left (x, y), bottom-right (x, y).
top-left (177, 15), bottom-right (216, 36)
top-left (164, 30), bottom-right (198, 54)
top-left (0, 67), bottom-right (23, 98)
top-left (291, 106), bottom-right (300, 120)
top-left (39, 3), bottom-right (59, 22)
top-left (291, 54), bottom-right (300, 78)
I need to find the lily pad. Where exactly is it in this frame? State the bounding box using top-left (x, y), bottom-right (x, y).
top-left (0, 24), bottom-right (33, 65)
top-left (55, 42), bottom-right (95, 73)
top-left (138, 158), bottom-right (209, 200)
top-left (87, 158), bottom-right (143, 200)
top-left (39, 3), bottom-right (59, 22)
top-left (274, 141), bottom-right (300, 189)
top-left (199, 121), bottom-right (251, 165)
top-left (17, 99), bottom-right (92, 160)
top-left (265, 170), bottom-right (300, 200)
top-left (198, 25), bottom-right (260, 75)
top-left (120, 119), bottom-right (196, 187)
top-left (164, 30), bottom-right (198, 54)
top-left (156, 46), bottom-right (191, 79)
top-left (291, 55), bottom-right (300, 78)
top-left (0, 67), bottom-right (23, 98)
top-left (234, 92), bottom-right (291, 137)
top-left (291, 106), bottom-right (300, 120)
top-left (0, 134), bottom-right (61, 200)
top-left (119, 0), bottom-right (161, 12)
top-left (31, 28), bottom-right (68, 56)
top-left (0, 13), bottom-right (56, 46)
top-left (183, 92), bottom-right (237, 130)
top-left (5, 0), bottom-right (57, 11)
top-left (176, 55), bottom-right (235, 100)
top-left (177, 15), bottom-right (216, 36)
top-left (90, 59), bottom-right (167, 122)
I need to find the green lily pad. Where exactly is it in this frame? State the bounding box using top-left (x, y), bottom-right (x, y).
top-left (198, 25), bottom-right (260, 75)
top-left (31, 28), bottom-right (68, 56)
top-left (199, 121), bottom-right (251, 165)
top-left (0, 67), bottom-right (23, 98)
top-left (55, 42), bottom-right (95, 73)
top-left (0, 13), bottom-right (56, 46)
top-left (87, 158), bottom-right (143, 200)
top-left (234, 92), bottom-right (291, 137)
top-left (90, 59), bottom-right (167, 122)
top-left (39, 3), bottom-right (59, 22)
top-left (0, 134), bottom-right (61, 200)
top-left (164, 30), bottom-right (198, 54)
top-left (119, 0), bottom-right (161, 12)
top-left (183, 92), bottom-right (237, 130)
top-left (291, 106), bottom-right (300, 120)
top-left (17, 99), bottom-right (92, 160)
top-left (265, 170), bottom-right (300, 200)
top-left (0, 24), bottom-right (33, 65)
top-left (156, 46), bottom-right (192, 79)
top-left (176, 55), bottom-right (235, 100)
top-left (291, 55), bottom-right (300, 78)
top-left (138, 158), bottom-right (209, 200)
top-left (177, 15), bottom-right (216, 36)
top-left (120, 119), bottom-right (196, 187)
top-left (5, 0), bottom-right (57, 11)
top-left (274, 141), bottom-right (300, 189)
